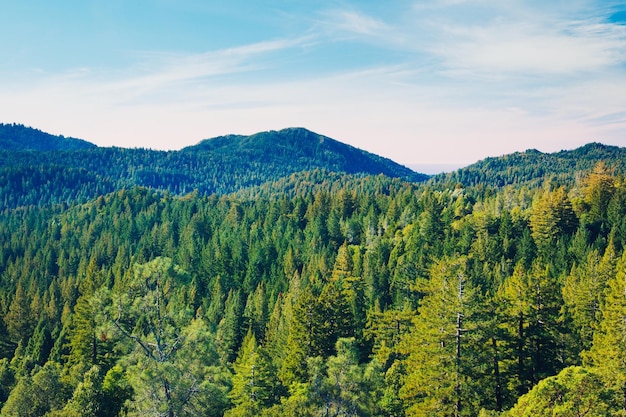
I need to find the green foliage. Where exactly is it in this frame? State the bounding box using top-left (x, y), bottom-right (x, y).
top-left (585, 248), bottom-right (626, 400)
top-left (0, 123), bottom-right (95, 151)
top-left (4, 283), bottom-right (34, 344)
top-left (0, 358), bottom-right (15, 407)
top-left (496, 261), bottom-right (566, 398)
top-left (227, 331), bottom-right (283, 415)
top-left (107, 258), bottom-right (230, 416)
top-left (0, 126), bottom-right (426, 209)
top-left (399, 257), bottom-right (488, 416)
top-left (529, 186), bottom-right (577, 255)
top-left (0, 147), bottom-right (625, 416)
top-left (1, 361), bottom-right (72, 417)
top-left (562, 244), bottom-right (616, 354)
top-left (437, 142), bottom-right (626, 189)
top-left (503, 366), bottom-right (620, 416)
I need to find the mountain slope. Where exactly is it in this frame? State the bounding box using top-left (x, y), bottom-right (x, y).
top-left (184, 128), bottom-right (426, 182)
top-left (433, 142), bottom-right (626, 188)
top-left (0, 123), bottom-right (96, 151)
top-left (0, 125), bottom-right (426, 208)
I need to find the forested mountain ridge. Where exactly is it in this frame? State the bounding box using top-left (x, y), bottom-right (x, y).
top-left (0, 125), bottom-right (426, 208)
top-left (184, 127), bottom-right (424, 182)
top-left (0, 123), bottom-right (96, 151)
top-left (434, 142), bottom-right (626, 188)
top-left (1, 161), bottom-right (626, 416)
top-left (3, 123), bottom-right (626, 415)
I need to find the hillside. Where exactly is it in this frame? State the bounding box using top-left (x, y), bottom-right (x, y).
top-left (184, 128), bottom-right (425, 182)
top-left (434, 142), bottom-right (626, 188)
top-left (0, 125), bottom-right (426, 208)
top-left (2, 123), bottom-right (626, 415)
top-left (0, 123), bottom-right (96, 151)
top-left (0, 161), bottom-right (625, 416)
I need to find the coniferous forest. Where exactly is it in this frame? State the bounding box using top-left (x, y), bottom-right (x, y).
top-left (2, 125), bottom-right (626, 416)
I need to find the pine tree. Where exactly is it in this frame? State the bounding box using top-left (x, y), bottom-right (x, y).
top-left (0, 361), bottom-right (71, 417)
top-left (281, 288), bottom-right (321, 384)
top-left (4, 283), bottom-right (33, 344)
top-left (400, 257), bottom-right (483, 417)
top-left (529, 186), bottom-right (577, 256)
top-left (227, 330), bottom-right (282, 416)
top-left (503, 366), bottom-right (620, 417)
top-left (67, 289), bottom-right (114, 379)
top-left (585, 248), bottom-right (626, 412)
top-left (61, 366), bottom-right (105, 417)
top-left (497, 260), bottom-right (564, 397)
top-left (264, 293), bottom-right (291, 372)
top-left (110, 257), bottom-right (215, 417)
top-left (243, 283), bottom-right (268, 341)
top-left (562, 243), bottom-right (616, 354)
top-left (579, 162), bottom-right (615, 237)
top-left (216, 289), bottom-right (244, 364)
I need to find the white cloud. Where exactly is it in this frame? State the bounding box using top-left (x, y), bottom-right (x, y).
top-left (400, 0), bottom-right (626, 78)
top-left (431, 21), bottom-right (626, 76)
top-left (2, 0), bottom-right (626, 166)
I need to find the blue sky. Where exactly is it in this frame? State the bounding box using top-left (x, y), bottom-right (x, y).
top-left (1, 1), bottom-right (625, 172)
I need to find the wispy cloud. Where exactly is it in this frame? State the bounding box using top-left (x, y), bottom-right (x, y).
top-left (1, 0), bottom-right (626, 165)
top-left (91, 36), bottom-right (314, 103)
top-left (431, 21), bottom-right (626, 76)
top-left (403, 1), bottom-right (626, 77)
top-left (320, 9), bottom-right (389, 36)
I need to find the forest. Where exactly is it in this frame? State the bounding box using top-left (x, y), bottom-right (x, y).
top-left (1, 131), bottom-right (626, 416)
top-left (0, 125), bottom-right (425, 209)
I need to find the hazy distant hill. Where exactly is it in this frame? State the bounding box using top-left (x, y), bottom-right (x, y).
top-left (0, 123), bottom-right (96, 151)
top-left (434, 142), bottom-right (626, 188)
top-left (0, 125), bottom-right (426, 208)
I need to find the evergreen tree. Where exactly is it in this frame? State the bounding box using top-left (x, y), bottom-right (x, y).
top-left (529, 186), bottom-right (577, 256)
top-left (400, 257), bottom-right (483, 417)
top-left (67, 289), bottom-right (115, 380)
top-left (562, 243), bottom-right (616, 354)
top-left (4, 283), bottom-right (33, 344)
top-left (579, 162), bottom-right (615, 238)
top-left (226, 330), bottom-right (282, 416)
top-left (281, 288), bottom-right (321, 384)
top-left (0, 361), bottom-right (71, 417)
top-left (243, 283), bottom-right (269, 341)
top-left (109, 257), bottom-right (229, 417)
top-left (503, 366), bottom-right (620, 417)
top-left (217, 289), bottom-right (244, 364)
top-left (497, 260), bottom-right (565, 397)
top-left (585, 248), bottom-right (626, 412)
top-left (61, 366), bottom-right (105, 417)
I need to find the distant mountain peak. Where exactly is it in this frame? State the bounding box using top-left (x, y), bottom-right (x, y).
top-left (184, 127), bottom-right (428, 182)
top-left (0, 124), bottom-right (428, 208)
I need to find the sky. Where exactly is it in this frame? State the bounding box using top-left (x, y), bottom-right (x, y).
top-left (1, 1), bottom-right (626, 173)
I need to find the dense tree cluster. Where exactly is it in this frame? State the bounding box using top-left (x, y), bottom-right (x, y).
top-left (0, 125), bottom-right (426, 209)
top-left (440, 143), bottom-right (626, 188)
top-left (1, 155), bottom-right (626, 415)
top-left (0, 124), bottom-right (96, 151)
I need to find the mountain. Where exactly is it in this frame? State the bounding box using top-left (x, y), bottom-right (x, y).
top-left (184, 128), bottom-right (426, 182)
top-left (0, 123), bottom-right (96, 151)
top-left (0, 125), bottom-right (427, 208)
top-left (433, 142), bottom-right (626, 188)
top-left (3, 126), bottom-right (626, 416)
